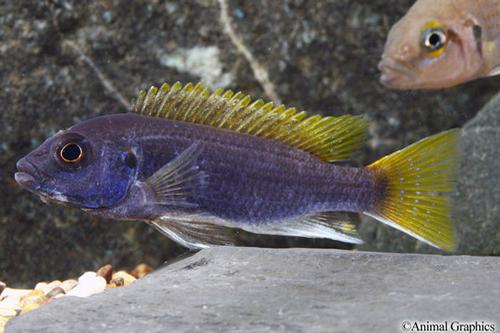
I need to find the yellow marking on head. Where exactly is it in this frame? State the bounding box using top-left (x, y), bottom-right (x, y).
top-left (134, 82), bottom-right (369, 162)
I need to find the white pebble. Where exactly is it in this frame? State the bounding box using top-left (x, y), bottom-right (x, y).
top-left (0, 288), bottom-right (31, 299)
top-left (66, 276), bottom-right (106, 298)
top-left (0, 308), bottom-right (17, 317)
top-left (0, 295), bottom-right (21, 309)
top-left (78, 272), bottom-right (97, 283)
top-left (34, 282), bottom-right (48, 291)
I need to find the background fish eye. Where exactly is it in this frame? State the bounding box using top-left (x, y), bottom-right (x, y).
top-left (59, 142), bottom-right (84, 164)
top-left (421, 27), bottom-right (447, 55)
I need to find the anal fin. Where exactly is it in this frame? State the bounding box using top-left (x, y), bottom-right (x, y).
top-left (242, 212), bottom-right (363, 245)
top-left (149, 212), bottom-right (363, 249)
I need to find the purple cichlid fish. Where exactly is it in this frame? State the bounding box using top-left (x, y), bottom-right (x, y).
top-left (15, 82), bottom-right (459, 250)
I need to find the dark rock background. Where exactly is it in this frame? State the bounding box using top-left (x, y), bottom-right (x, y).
top-left (1, 0), bottom-right (499, 287)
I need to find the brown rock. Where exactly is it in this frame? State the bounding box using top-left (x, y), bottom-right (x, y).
top-left (96, 264), bottom-right (113, 283)
top-left (131, 264), bottom-right (152, 279)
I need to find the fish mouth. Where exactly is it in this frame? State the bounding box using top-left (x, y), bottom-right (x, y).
top-left (378, 57), bottom-right (419, 89)
top-left (15, 159), bottom-right (41, 191)
top-left (15, 159), bottom-right (73, 206)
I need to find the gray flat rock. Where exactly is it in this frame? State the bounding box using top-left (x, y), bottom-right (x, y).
top-left (7, 247), bottom-right (500, 333)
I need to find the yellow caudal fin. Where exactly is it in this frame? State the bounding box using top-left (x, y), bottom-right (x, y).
top-left (367, 130), bottom-right (460, 251)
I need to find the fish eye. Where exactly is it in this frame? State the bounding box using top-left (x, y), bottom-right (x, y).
top-left (59, 143), bottom-right (83, 164)
top-left (421, 25), bottom-right (448, 56)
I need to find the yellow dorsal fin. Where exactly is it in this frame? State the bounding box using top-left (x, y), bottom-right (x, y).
top-left (133, 82), bottom-right (369, 161)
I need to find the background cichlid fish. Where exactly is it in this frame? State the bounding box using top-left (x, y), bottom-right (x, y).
top-left (15, 82), bottom-right (459, 250)
top-left (379, 0), bottom-right (500, 90)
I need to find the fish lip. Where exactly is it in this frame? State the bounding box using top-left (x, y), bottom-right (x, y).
top-left (378, 57), bottom-right (419, 88)
top-left (15, 159), bottom-right (41, 190)
top-left (14, 171), bottom-right (37, 189)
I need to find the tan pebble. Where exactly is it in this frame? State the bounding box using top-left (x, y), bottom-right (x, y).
top-left (96, 264), bottom-right (113, 283)
top-left (111, 271), bottom-right (136, 286)
top-left (0, 315), bottom-right (11, 329)
top-left (41, 281), bottom-right (61, 295)
top-left (0, 295), bottom-right (21, 309)
top-left (20, 302), bottom-right (40, 315)
top-left (131, 264), bottom-right (152, 278)
top-left (108, 277), bottom-right (124, 288)
top-left (0, 308), bottom-right (17, 317)
top-left (22, 290), bottom-right (44, 299)
top-left (0, 288), bottom-right (31, 299)
top-left (34, 282), bottom-right (48, 291)
top-left (46, 287), bottom-right (65, 298)
top-left (21, 292), bottom-right (48, 307)
top-left (60, 280), bottom-right (78, 293)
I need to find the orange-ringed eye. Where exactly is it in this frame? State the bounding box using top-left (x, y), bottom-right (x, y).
top-left (60, 143), bottom-right (83, 163)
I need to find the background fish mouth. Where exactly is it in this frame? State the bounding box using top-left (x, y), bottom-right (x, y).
top-left (378, 58), bottom-right (418, 87)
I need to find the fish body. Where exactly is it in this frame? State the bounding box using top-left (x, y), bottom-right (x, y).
top-left (23, 113), bottom-right (379, 219)
top-left (379, 0), bottom-right (500, 89)
top-left (16, 82), bottom-right (458, 250)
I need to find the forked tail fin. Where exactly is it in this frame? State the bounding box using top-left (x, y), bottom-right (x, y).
top-left (366, 130), bottom-right (460, 251)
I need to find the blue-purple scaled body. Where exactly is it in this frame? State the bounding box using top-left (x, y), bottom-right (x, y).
top-left (15, 83), bottom-right (458, 250)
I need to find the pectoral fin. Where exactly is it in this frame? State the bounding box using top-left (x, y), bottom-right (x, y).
top-left (145, 142), bottom-right (207, 208)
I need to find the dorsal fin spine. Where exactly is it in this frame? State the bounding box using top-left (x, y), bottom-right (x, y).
top-left (254, 105), bottom-right (287, 136)
top-left (297, 117), bottom-right (338, 150)
top-left (246, 102), bottom-right (276, 135)
top-left (153, 85), bottom-right (168, 117)
top-left (145, 86), bottom-right (159, 116)
top-left (232, 99), bottom-right (266, 132)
